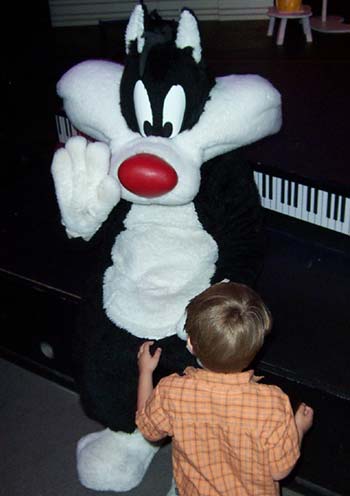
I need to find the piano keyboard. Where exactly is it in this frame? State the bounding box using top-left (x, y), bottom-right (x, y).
top-left (54, 112), bottom-right (350, 237)
top-left (254, 170), bottom-right (350, 236)
top-left (55, 113), bottom-right (78, 143)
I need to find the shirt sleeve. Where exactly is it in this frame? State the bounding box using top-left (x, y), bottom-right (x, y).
top-left (136, 378), bottom-right (173, 442)
top-left (264, 392), bottom-right (300, 476)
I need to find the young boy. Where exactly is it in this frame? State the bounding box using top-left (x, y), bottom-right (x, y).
top-left (136, 282), bottom-right (314, 496)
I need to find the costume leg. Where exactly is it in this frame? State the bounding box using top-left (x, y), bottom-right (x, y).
top-left (77, 428), bottom-right (159, 491)
top-left (73, 299), bottom-right (141, 432)
top-left (73, 301), bottom-right (197, 431)
top-left (73, 300), bottom-right (159, 491)
top-left (73, 297), bottom-right (197, 491)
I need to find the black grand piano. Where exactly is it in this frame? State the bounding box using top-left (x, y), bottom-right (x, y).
top-left (1, 11), bottom-right (349, 495)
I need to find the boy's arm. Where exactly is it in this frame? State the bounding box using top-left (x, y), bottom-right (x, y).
top-left (271, 403), bottom-right (314, 481)
top-left (136, 341), bottom-right (174, 442)
top-left (137, 370), bottom-right (156, 412)
top-left (137, 341), bottom-right (162, 412)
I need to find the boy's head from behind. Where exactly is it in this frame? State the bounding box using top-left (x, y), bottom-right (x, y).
top-left (186, 282), bottom-right (272, 373)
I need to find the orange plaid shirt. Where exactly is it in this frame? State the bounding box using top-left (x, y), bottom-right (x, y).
top-left (136, 367), bottom-right (300, 496)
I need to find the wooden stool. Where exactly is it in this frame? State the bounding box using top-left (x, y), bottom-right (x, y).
top-left (267, 5), bottom-right (313, 45)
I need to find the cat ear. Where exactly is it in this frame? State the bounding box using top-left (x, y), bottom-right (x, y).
top-left (175, 9), bottom-right (202, 63)
top-left (125, 3), bottom-right (145, 54)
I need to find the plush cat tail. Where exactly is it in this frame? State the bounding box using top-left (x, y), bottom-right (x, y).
top-left (175, 8), bottom-right (202, 63)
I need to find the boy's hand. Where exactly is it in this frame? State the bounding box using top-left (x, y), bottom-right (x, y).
top-left (137, 341), bottom-right (162, 374)
top-left (295, 402), bottom-right (314, 436)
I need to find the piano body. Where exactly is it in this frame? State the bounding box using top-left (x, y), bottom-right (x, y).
top-left (1, 111), bottom-right (349, 495)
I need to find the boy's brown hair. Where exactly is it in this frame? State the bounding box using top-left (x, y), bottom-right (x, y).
top-left (185, 282), bottom-right (272, 373)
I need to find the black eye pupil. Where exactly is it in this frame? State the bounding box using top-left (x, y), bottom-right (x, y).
top-left (163, 122), bottom-right (173, 138)
top-left (143, 121), bottom-right (152, 136)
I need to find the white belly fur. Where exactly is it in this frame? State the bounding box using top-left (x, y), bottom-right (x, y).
top-left (103, 203), bottom-right (218, 339)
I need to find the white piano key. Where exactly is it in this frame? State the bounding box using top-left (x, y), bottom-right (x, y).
top-left (64, 116), bottom-right (70, 142)
top-left (275, 177), bottom-right (282, 214)
top-left (331, 193), bottom-right (339, 232)
top-left (327, 193), bottom-right (336, 231)
top-left (321, 190), bottom-right (329, 229)
top-left (253, 171), bottom-right (260, 195)
top-left (268, 174), bottom-right (274, 208)
top-left (288, 181), bottom-right (297, 219)
top-left (301, 185), bottom-right (309, 222)
top-left (308, 187), bottom-right (316, 225)
top-left (282, 179), bottom-right (289, 216)
top-left (63, 116), bottom-right (69, 142)
top-left (56, 115), bottom-right (65, 143)
top-left (257, 172), bottom-right (262, 197)
top-left (341, 197), bottom-right (350, 235)
top-left (290, 181), bottom-right (295, 205)
top-left (314, 189), bottom-right (325, 227)
top-left (295, 183), bottom-right (303, 221)
top-left (55, 115), bottom-right (61, 142)
top-left (332, 194), bottom-right (339, 232)
top-left (334, 195), bottom-right (345, 233)
top-left (271, 176), bottom-right (278, 212)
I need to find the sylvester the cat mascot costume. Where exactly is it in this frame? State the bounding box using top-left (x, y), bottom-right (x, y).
top-left (51, 2), bottom-right (281, 492)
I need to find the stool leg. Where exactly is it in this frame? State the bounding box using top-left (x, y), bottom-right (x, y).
top-left (267, 17), bottom-right (275, 36)
top-left (302, 17), bottom-right (313, 42)
top-left (277, 18), bottom-right (287, 45)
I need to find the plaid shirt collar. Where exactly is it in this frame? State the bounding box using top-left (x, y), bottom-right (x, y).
top-left (184, 367), bottom-right (261, 385)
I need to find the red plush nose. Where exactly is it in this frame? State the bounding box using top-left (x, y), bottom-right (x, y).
top-left (118, 153), bottom-right (178, 198)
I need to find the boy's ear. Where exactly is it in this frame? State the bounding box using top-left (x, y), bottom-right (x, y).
top-left (186, 336), bottom-right (194, 354)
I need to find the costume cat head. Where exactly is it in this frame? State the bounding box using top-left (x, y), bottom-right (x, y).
top-left (57, 2), bottom-right (281, 206)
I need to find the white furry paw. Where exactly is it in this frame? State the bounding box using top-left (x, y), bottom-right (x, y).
top-left (51, 136), bottom-right (120, 241)
top-left (77, 428), bottom-right (159, 492)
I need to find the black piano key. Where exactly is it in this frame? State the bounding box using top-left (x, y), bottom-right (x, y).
top-left (293, 183), bottom-right (299, 208)
top-left (340, 197), bottom-right (346, 223)
top-left (269, 175), bottom-right (273, 200)
top-left (288, 184), bottom-right (291, 205)
top-left (313, 189), bottom-right (319, 214)
top-left (306, 186), bottom-right (312, 212)
top-left (326, 193), bottom-right (332, 219)
top-left (281, 179), bottom-right (285, 204)
top-left (333, 194), bottom-right (339, 221)
top-left (262, 173), bottom-right (266, 198)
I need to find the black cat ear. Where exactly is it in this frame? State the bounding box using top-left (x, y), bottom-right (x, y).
top-left (125, 2), bottom-right (145, 55)
top-left (175, 9), bottom-right (202, 63)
